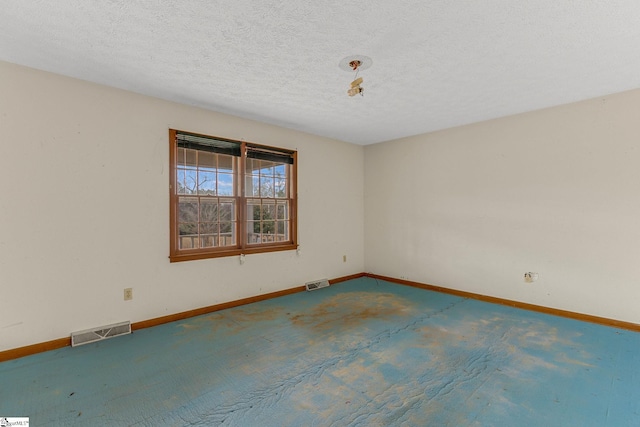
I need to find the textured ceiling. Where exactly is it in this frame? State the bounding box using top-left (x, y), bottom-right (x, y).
top-left (1, 1), bottom-right (640, 145)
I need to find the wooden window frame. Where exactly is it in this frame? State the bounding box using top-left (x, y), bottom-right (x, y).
top-left (169, 129), bottom-right (298, 262)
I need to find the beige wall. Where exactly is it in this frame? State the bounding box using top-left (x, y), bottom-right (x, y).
top-left (0, 61), bottom-right (365, 351)
top-left (365, 89), bottom-right (640, 323)
top-left (3, 58), bottom-right (640, 352)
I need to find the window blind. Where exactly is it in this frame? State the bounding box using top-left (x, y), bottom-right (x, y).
top-left (176, 132), bottom-right (241, 157)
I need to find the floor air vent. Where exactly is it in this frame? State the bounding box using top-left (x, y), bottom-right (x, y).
top-left (71, 321), bottom-right (131, 347)
top-left (305, 278), bottom-right (330, 291)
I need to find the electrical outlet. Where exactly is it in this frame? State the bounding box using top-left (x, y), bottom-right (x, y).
top-left (124, 288), bottom-right (133, 301)
top-left (524, 272), bottom-right (539, 283)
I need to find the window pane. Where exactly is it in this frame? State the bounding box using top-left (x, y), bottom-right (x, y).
top-left (276, 202), bottom-right (288, 220)
top-left (178, 232), bottom-right (198, 249)
top-left (278, 220), bottom-right (289, 241)
top-left (262, 220), bottom-right (275, 235)
top-left (218, 154), bottom-right (234, 173)
top-left (178, 197), bottom-right (199, 223)
top-left (219, 201), bottom-right (234, 222)
top-left (275, 178), bottom-right (287, 198)
top-left (200, 221), bottom-right (217, 248)
top-left (198, 151), bottom-right (216, 168)
top-left (261, 201), bottom-right (276, 220)
top-left (218, 173), bottom-right (234, 196)
top-left (180, 169), bottom-right (197, 194)
top-left (178, 148), bottom-right (199, 167)
top-left (199, 222), bottom-right (216, 234)
top-left (247, 200), bottom-right (260, 221)
top-left (219, 221), bottom-right (235, 246)
top-left (260, 160), bottom-right (275, 176)
top-left (200, 200), bottom-right (218, 222)
top-left (200, 235), bottom-right (218, 248)
top-left (219, 221), bottom-right (232, 234)
top-left (178, 222), bottom-right (198, 236)
top-left (247, 221), bottom-right (258, 244)
top-left (184, 149), bottom-right (197, 167)
top-left (198, 171), bottom-right (216, 195)
top-left (200, 235), bottom-right (216, 248)
top-left (246, 158), bottom-right (260, 173)
top-left (260, 176), bottom-right (274, 197)
top-left (245, 176), bottom-right (260, 197)
top-left (176, 169), bottom-right (187, 195)
top-left (274, 164), bottom-right (286, 177)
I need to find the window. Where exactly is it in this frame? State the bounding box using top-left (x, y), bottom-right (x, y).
top-left (169, 129), bottom-right (297, 262)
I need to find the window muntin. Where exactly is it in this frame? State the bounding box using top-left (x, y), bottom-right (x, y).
top-left (169, 130), bottom-right (297, 262)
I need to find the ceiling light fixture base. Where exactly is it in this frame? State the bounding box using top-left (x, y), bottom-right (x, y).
top-left (339, 55), bottom-right (372, 72)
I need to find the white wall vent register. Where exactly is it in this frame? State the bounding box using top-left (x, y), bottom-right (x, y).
top-left (305, 279), bottom-right (330, 291)
top-left (71, 321), bottom-right (131, 347)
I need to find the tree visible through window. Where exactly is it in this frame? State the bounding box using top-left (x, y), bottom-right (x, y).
top-left (169, 130), bottom-right (297, 262)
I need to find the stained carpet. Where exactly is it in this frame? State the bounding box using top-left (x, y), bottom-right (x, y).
top-left (1, 277), bottom-right (639, 426)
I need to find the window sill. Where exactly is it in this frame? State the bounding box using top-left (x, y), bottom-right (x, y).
top-left (169, 243), bottom-right (298, 263)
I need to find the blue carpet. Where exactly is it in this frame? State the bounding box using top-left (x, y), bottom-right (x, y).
top-left (1, 277), bottom-right (639, 426)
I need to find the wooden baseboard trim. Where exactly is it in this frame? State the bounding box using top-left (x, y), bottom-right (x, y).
top-left (0, 273), bottom-right (362, 362)
top-left (0, 337), bottom-right (71, 363)
top-left (329, 272), bottom-right (366, 285)
top-left (366, 273), bottom-right (640, 333)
